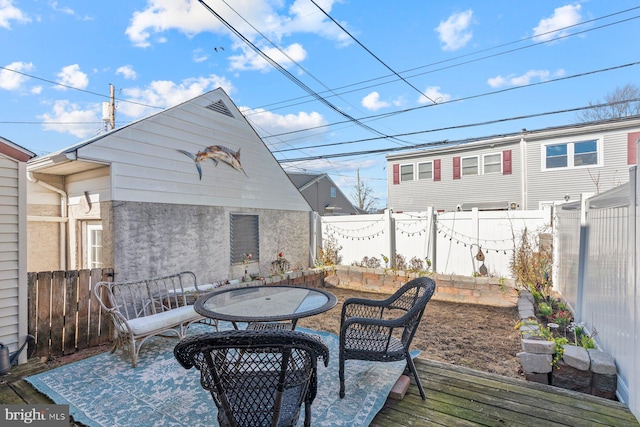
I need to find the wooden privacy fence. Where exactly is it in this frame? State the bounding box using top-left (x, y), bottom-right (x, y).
top-left (27, 268), bottom-right (114, 360)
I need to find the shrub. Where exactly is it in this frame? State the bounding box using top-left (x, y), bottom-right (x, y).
top-left (316, 234), bottom-right (342, 266)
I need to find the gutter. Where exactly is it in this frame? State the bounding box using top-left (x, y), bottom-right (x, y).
top-left (27, 173), bottom-right (67, 269)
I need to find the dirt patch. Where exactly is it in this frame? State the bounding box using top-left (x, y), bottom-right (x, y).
top-left (297, 286), bottom-right (524, 379)
top-left (45, 286), bottom-right (524, 379)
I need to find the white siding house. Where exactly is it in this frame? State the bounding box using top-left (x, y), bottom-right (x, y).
top-left (0, 137), bottom-right (35, 365)
top-left (387, 117), bottom-right (640, 212)
top-left (27, 88), bottom-right (312, 282)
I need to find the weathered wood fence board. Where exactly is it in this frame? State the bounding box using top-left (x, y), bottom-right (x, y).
top-left (27, 268), bottom-right (114, 360)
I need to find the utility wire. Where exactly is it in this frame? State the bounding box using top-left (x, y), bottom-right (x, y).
top-left (197, 0), bottom-right (397, 143)
top-left (266, 60), bottom-right (640, 141)
top-left (309, 0), bottom-right (436, 104)
top-left (248, 8), bottom-right (640, 115)
top-left (277, 99), bottom-right (640, 162)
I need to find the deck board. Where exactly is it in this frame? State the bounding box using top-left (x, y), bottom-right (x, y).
top-left (0, 356), bottom-right (637, 427)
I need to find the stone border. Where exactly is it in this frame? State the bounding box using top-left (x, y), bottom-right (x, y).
top-left (516, 290), bottom-right (618, 399)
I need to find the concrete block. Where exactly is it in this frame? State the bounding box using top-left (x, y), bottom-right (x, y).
top-left (588, 349), bottom-right (617, 375)
top-left (562, 345), bottom-right (590, 371)
top-left (552, 360), bottom-right (592, 393)
top-left (522, 339), bottom-right (555, 354)
top-left (525, 372), bottom-right (550, 385)
top-left (591, 373), bottom-right (617, 400)
top-left (517, 351), bottom-right (552, 373)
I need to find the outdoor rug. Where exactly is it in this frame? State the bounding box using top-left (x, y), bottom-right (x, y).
top-left (25, 323), bottom-right (415, 426)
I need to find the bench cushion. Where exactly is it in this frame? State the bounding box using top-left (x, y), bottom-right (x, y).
top-left (125, 305), bottom-right (201, 336)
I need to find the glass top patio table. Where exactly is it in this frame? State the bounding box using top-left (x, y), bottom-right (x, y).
top-left (194, 285), bottom-right (337, 329)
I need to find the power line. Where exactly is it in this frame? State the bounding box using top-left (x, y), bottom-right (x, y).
top-left (0, 66), bottom-right (162, 111)
top-left (266, 60), bottom-right (640, 143)
top-left (308, 0), bottom-right (436, 103)
top-left (277, 99), bottom-right (640, 162)
top-left (197, 0), bottom-right (400, 144)
top-left (247, 8), bottom-right (640, 115)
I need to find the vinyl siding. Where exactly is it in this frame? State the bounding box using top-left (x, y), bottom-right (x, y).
top-left (76, 90), bottom-right (310, 212)
top-left (0, 156), bottom-right (20, 350)
top-left (388, 142), bottom-right (521, 212)
top-left (525, 129), bottom-right (632, 209)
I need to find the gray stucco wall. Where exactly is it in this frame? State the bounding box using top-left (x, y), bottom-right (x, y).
top-left (102, 201), bottom-right (310, 283)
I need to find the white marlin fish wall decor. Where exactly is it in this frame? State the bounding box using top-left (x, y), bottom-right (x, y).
top-left (178, 145), bottom-right (248, 179)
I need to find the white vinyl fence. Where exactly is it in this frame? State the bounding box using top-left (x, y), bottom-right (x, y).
top-left (319, 207), bottom-right (550, 279)
top-left (554, 168), bottom-right (639, 418)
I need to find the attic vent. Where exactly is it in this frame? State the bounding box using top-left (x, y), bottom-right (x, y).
top-left (205, 100), bottom-right (234, 118)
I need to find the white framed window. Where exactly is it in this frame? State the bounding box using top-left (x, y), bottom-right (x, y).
top-left (400, 164), bottom-right (414, 181)
top-left (483, 153), bottom-right (502, 174)
top-left (543, 139), bottom-right (600, 170)
top-left (85, 222), bottom-right (103, 269)
top-left (461, 156), bottom-right (478, 176)
top-left (417, 162), bottom-right (433, 180)
top-left (330, 187), bottom-right (336, 198)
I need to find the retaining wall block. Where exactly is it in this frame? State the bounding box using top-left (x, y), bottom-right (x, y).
top-left (521, 339), bottom-right (555, 354)
top-left (561, 345), bottom-right (590, 371)
top-left (552, 360), bottom-right (592, 393)
top-left (517, 351), bottom-right (552, 374)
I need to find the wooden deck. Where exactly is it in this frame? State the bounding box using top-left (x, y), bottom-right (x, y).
top-left (1, 357), bottom-right (638, 426)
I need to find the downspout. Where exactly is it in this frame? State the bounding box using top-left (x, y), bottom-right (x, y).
top-left (27, 172), bottom-right (67, 269)
top-left (520, 129), bottom-right (528, 210)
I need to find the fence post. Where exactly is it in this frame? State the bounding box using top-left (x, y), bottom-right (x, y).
top-left (387, 209), bottom-right (396, 268)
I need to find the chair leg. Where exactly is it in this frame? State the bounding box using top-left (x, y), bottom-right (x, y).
top-left (339, 354), bottom-right (346, 398)
top-left (405, 353), bottom-right (425, 400)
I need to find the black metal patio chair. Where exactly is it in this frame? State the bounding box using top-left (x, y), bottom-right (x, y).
top-left (338, 276), bottom-right (436, 400)
top-left (174, 329), bottom-right (329, 427)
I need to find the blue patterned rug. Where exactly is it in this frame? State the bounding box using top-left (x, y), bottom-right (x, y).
top-left (26, 324), bottom-right (413, 426)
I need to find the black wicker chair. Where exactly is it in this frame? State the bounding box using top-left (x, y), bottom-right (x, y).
top-left (174, 329), bottom-right (329, 427)
top-left (338, 276), bottom-right (436, 400)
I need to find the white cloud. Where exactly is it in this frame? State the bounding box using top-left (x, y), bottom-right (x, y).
top-left (124, 0), bottom-right (347, 72)
top-left (39, 100), bottom-right (102, 138)
top-left (435, 10), bottom-right (473, 51)
top-left (116, 65), bottom-right (137, 80)
top-left (228, 42), bottom-right (307, 72)
top-left (0, 0), bottom-right (31, 29)
top-left (361, 92), bottom-right (390, 111)
top-left (533, 4), bottom-right (582, 42)
top-left (418, 86), bottom-right (451, 105)
top-left (242, 106), bottom-right (327, 145)
top-left (55, 64), bottom-right (89, 90)
top-left (487, 69), bottom-right (566, 88)
top-left (0, 61), bottom-right (34, 90)
top-left (117, 74), bottom-right (234, 118)
top-left (192, 48), bottom-right (208, 63)
top-left (49, 1), bottom-right (74, 16)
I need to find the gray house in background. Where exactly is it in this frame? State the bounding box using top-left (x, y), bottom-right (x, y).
top-left (26, 88), bottom-right (313, 282)
top-left (0, 137), bottom-right (35, 365)
top-left (387, 116), bottom-right (640, 212)
top-left (287, 172), bottom-right (363, 215)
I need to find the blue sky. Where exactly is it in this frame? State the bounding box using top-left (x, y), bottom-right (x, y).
top-left (1, 1), bottom-right (639, 209)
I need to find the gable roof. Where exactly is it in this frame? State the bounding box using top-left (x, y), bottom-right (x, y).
top-left (27, 88), bottom-right (311, 211)
top-left (0, 136), bottom-right (35, 162)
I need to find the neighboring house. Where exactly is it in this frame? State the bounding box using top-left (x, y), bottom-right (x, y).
top-left (287, 172), bottom-right (363, 215)
top-left (0, 137), bottom-right (35, 364)
top-left (387, 116), bottom-right (640, 212)
top-left (26, 88), bottom-right (312, 282)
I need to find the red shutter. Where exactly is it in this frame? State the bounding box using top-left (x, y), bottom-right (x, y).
top-left (434, 159), bottom-right (441, 181)
top-left (453, 157), bottom-right (461, 179)
top-left (392, 164), bottom-right (400, 184)
top-left (628, 132), bottom-right (640, 165)
top-left (503, 149), bottom-right (512, 175)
